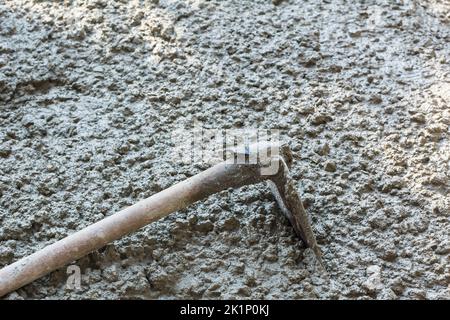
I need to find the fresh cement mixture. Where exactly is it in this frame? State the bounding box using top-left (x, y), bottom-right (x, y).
top-left (0, 0), bottom-right (449, 299)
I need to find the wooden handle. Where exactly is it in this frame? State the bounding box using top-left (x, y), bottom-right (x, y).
top-left (0, 162), bottom-right (265, 297)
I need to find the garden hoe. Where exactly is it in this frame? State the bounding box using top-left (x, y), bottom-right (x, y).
top-left (0, 142), bottom-right (321, 297)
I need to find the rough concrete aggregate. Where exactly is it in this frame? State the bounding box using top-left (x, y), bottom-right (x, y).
top-left (0, 0), bottom-right (449, 299)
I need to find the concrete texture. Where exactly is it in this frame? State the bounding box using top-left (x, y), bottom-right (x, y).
top-left (0, 0), bottom-right (449, 299)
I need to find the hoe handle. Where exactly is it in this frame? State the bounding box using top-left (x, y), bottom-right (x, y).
top-left (0, 162), bottom-right (264, 297)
